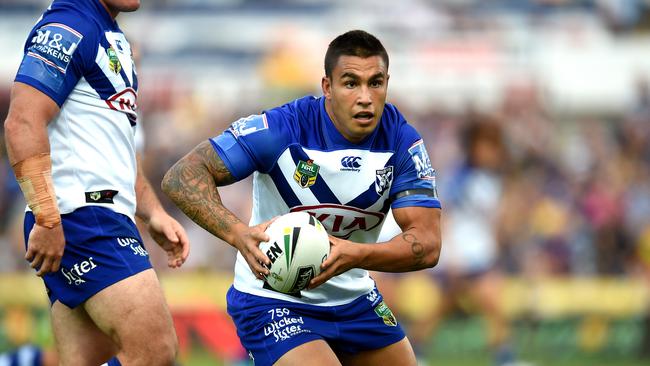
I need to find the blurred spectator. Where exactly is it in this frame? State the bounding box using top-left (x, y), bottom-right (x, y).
top-left (2, 0), bottom-right (650, 362)
top-left (409, 116), bottom-right (516, 366)
top-left (0, 344), bottom-right (57, 366)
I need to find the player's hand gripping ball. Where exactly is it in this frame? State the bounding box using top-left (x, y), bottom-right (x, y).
top-left (260, 212), bottom-right (330, 294)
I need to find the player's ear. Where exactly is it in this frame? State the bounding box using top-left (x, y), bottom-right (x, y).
top-left (322, 76), bottom-right (331, 99)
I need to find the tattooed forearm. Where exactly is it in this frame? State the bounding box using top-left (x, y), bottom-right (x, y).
top-left (162, 141), bottom-right (240, 240)
top-left (402, 232), bottom-right (426, 267)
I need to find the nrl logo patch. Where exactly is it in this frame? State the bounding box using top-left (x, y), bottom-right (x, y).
top-left (89, 191), bottom-right (101, 201)
top-left (107, 46), bottom-right (122, 74)
top-left (375, 166), bottom-right (393, 196)
top-left (293, 160), bottom-right (320, 188)
top-left (374, 301), bottom-right (398, 327)
top-left (85, 189), bottom-right (118, 204)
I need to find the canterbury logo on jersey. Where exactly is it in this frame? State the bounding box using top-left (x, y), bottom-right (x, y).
top-left (340, 156), bottom-right (362, 172)
top-left (291, 204), bottom-right (384, 239)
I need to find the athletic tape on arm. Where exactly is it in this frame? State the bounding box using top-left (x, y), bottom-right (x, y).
top-left (13, 153), bottom-right (61, 228)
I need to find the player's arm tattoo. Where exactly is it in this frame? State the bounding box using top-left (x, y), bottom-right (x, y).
top-left (162, 141), bottom-right (240, 239)
top-left (402, 232), bottom-right (426, 268)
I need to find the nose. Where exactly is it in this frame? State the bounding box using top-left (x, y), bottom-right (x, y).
top-left (357, 85), bottom-right (372, 106)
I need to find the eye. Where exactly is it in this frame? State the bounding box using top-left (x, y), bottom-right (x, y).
top-left (344, 80), bottom-right (356, 88)
top-left (370, 79), bottom-right (384, 88)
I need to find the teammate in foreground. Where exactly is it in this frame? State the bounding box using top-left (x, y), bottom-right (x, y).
top-left (162, 30), bottom-right (441, 366)
top-left (4, 0), bottom-right (190, 365)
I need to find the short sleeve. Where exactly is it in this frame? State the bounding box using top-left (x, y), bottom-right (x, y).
top-left (390, 125), bottom-right (441, 209)
top-left (14, 12), bottom-right (97, 107)
top-left (209, 110), bottom-right (295, 181)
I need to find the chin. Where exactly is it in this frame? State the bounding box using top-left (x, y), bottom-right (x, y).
top-left (352, 118), bottom-right (375, 128)
top-left (124, 3), bottom-right (141, 12)
top-left (352, 126), bottom-right (375, 138)
top-left (119, 1), bottom-right (141, 12)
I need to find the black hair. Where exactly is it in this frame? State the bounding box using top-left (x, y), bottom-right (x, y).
top-left (324, 30), bottom-right (389, 77)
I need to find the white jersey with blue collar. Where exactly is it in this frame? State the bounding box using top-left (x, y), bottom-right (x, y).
top-left (211, 96), bottom-right (441, 306)
top-left (15, 0), bottom-right (138, 219)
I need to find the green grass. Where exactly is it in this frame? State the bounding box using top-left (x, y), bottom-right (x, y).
top-left (182, 353), bottom-right (650, 366)
top-left (182, 348), bottom-right (650, 366)
top-left (182, 348), bottom-right (227, 366)
top-left (181, 315), bottom-right (650, 366)
top-left (427, 359), bottom-right (650, 366)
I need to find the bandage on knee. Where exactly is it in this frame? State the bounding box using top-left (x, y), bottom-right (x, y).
top-left (13, 153), bottom-right (61, 228)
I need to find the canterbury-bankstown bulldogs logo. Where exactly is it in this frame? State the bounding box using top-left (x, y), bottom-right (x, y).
top-left (375, 166), bottom-right (394, 196)
top-left (340, 156), bottom-right (362, 172)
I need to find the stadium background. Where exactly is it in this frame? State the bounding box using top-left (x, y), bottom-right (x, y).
top-left (1, 0), bottom-right (650, 365)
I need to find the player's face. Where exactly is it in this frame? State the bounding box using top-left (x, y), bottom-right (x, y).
top-left (100, 0), bottom-right (140, 17)
top-left (322, 55), bottom-right (389, 143)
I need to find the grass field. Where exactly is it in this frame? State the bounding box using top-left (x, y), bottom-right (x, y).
top-left (184, 348), bottom-right (650, 366)
top-left (181, 315), bottom-right (650, 366)
top-left (2, 295), bottom-right (648, 366)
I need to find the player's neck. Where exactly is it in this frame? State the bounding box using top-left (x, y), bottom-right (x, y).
top-left (324, 99), bottom-right (335, 125)
top-left (324, 100), bottom-right (346, 142)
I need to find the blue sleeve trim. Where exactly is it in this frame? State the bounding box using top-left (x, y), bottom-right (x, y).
top-left (15, 75), bottom-right (66, 107)
top-left (391, 194), bottom-right (442, 209)
top-left (209, 133), bottom-right (256, 181)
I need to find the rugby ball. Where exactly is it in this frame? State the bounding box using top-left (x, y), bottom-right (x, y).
top-left (260, 212), bottom-right (330, 294)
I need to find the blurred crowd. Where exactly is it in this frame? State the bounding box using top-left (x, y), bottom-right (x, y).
top-left (2, 66), bottom-right (649, 281)
top-left (1, 2), bottom-right (650, 363)
top-left (0, 0), bottom-right (648, 281)
top-left (426, 76), bottom-right (650, 279)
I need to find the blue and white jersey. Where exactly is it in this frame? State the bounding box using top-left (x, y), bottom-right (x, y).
top-left (0, 345), bottom-right (42, 366)
top-left (211, 96), bottom-right (441, 306)
top-left (15, 0), bottom-right (139, 219)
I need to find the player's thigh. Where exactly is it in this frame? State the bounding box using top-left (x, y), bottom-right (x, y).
top-left (83, 269), bottom-right (176, 352)
top-left (338, 337), bottom-right (416, 366)
top-left (274, 339), bottom-right (341, 366)
top-left (50, 300), bottom-right (117, 366)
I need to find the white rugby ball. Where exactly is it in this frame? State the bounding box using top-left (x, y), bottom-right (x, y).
top-left (260, 212), bottom-right (330, 294)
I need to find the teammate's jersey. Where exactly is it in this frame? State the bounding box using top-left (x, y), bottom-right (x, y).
top-left (15, 0), bottom-right (139, 219)
top-left (0, 345), bottom-right (42, 366)
top-left (211, 96), bottom-right (440, 306)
